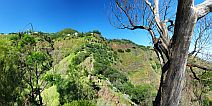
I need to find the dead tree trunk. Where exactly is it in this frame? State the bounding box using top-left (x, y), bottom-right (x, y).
top-left (162, 0), bottom-right (201, 106)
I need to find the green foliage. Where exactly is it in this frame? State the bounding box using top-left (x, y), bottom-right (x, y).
top-left (146, 46), bottom-right (151, 49)
top-left (0, 41), bottom-right (22, 105)
top-left (92, 30), bottom-right (101, 35)
top-left (46, 54), bottom-right (96, 105)
top-left (200, 71), bottom-right (212, 90)
top-left (72, 51), bottom-right (90, 65)
top-left (56, 78), bottom-right (96, 105)
top-left (152, 64), bottom-right (157, 70)
top-left (138, 45), bottom-right (149, 51)
top-left (73, 41), bottom-right (155, 105)
top-left (116, 82), bottom-right (155, 104)
top-left (48, 33), bottom-right (61, 39)
top-left (73, 43), bottom-right (116, 74)
top-left (117, 49), bottom-right (124, 53)
top-left (63, 100), bottom-right (95, 106)
top-left (109, 39), bottom-right (136, 45)
top-left (202, 97), bottom-right (212, 106)
top-left (71, 42), bottom-right (149, 105)
top-left (57, 28), bottom-right (78, 36)
top-left (86, 30), bottom-right (101, 35)
top-left (11, 34), bottom-right (36, 49)
top-left (125, 49), bottom-right (131, 52)
top-left (8, 33), bottom-right (53, 105)
top-left (42, 85), bottom-right (60, 106)
top-left (26, 51), bottom-right (49, 64)
top-left (50, 42), bottom-right (119, 105)
top-left (103, 67), bottom-right (128, 84)
top-left (1, 30), bottom-right (211, 106)
top-left (44, 73), bottom-right (62, 85)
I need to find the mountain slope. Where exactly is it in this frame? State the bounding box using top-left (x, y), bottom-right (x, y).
top-left (40, 32), bottom-right (162, 106)
top-left (0, 30), bottom-right (211, 106)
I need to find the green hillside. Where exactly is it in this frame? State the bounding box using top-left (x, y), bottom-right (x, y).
top-left (0, 29), bottom-right (211, 106)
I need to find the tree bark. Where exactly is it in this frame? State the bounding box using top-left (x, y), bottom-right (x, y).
top-left (161, 0), bottom-right (198, 106)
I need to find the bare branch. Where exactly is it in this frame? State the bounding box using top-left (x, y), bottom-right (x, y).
top-left (145, 0), bottom-right (154, 12)
top-left (115, 0), bottom-right (135, 26)
top-left (126, 25), bottom-right (157, 44)
top-left (195, 0), bottom-right (212, 20)
top-left (145, 0), bottom-right (163, 32)
top-left (189, 17), bottom-right (211, 57)
top-left (187, 63), bottom-right (212, 71)
top-left (189, 67), bottom-right (200, 80)
top-left (163, 0), bottom-right (172, 20)
top-left (145, 0), bottom-right (171, 47)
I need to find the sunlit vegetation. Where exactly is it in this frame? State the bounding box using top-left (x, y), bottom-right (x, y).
top-left (0, 29), bottom-right (211, 106)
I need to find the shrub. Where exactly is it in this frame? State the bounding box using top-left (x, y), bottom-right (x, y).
top-left (116, 82), bottom-right (154, 104)
top-left (72, 52), bottom-right (90, 65)
top-left (125, 49), bottom-right (131, 52)
top-left (203, 99), bottom-right (212, 106)
top-left (57, 28), bottom-right (77, 36)
top-left (117, 49), bottom-right (124, 53)
top-left (41, 85), bottom-right (60, 106)
top-left (57, 70), bottom-right (96, 104)
top-left (156, 62), bottom-right (161, 69)
top-left (138, 45), bottom-right (148, 51)
top-left (152, 64), bottom-right (157, 70)
top-left (92, 30), bottom-right (101, 35)
top-left (43, 73), bottom-right (62, 85)
top-left (103, 68), bottom-right (128, 84)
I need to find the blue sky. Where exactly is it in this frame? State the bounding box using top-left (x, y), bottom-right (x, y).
top-left (0, 0), bottom-right (205, 45)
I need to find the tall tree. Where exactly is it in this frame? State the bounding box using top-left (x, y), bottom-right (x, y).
top-left (10, 33), bottom-right (53, 105)
top-left (110, 0), bottom-right (212, 105)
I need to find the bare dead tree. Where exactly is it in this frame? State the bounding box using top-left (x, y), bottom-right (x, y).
top-left (109, 0), bottom-right (212, 106)
top-left (189, 16), bottom-right (212, 58)
top-left (186, 16), bottom-right (212, 85)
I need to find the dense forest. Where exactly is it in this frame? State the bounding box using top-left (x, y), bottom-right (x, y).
top-left (0, 28), bottom-right (211, 106)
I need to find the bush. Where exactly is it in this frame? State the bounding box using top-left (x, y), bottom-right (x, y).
top-left (152, 64), bottom-right (157, 70)
top-left (92, 30), bottom-right (101, 35)
top-left (72, 51), bottom-right (90, 65)
top-left (56, 69), bottom-right (96, 105)
top-left (125, 49), bottom-right (131, 52)
top-left (43, 73), bottom-right (62, 85)
top-left (203, 99), bottom-right (212, 106)
top-left (117, 49), bottom-right (124, 53)
top-left (103, 68), bottom-right (128, 84)
top-left (138, 45), bottom-right (148, 51)
top-left (116, 82), bottom-right (154, 104)
top-left (57, 28), bottom-right (77, 36)
top-left (130, 84), bottom-right (153, 104)
top-left (41, 85), bottom-right (60, 106)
